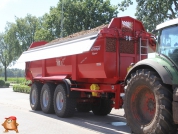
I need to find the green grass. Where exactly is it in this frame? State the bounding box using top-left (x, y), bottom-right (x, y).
top-left (0, 77), bottom-right (26, 84)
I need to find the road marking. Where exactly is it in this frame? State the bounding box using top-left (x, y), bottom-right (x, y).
top-left (85, 122), bottom-right (130, 134)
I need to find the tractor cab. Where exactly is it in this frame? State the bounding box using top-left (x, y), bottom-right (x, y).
top-left (156, 18), bottom-right (178, 67)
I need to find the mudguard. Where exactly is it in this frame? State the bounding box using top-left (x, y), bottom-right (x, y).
top-left (63, 79), bottom-right (80, 98)
top-left (125, 59), bottom-right (172, 85)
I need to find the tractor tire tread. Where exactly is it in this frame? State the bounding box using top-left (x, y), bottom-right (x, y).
top-left (124, 69), bottom-right (177, 134)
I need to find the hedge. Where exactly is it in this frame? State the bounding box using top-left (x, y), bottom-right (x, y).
top-left (0, 80), bottom-right (10, 88)
top-left (0, 80), bottom-right (5, 87)
top-left (13, 85), bottom-right (31, 94)
top-left (5, 82), bottom-right (10, 87)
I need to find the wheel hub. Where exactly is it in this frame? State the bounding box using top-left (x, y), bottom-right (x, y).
top-left (43, 90), bottom-right (49, 107)
top-left (131, 85), bottom-right (156, 125)
top-left (56, 92), bottom-right (64, 111)
top-left (31, 90), bottom-right (36, 105)
top-left (147, 98), bottom-right (155, 112)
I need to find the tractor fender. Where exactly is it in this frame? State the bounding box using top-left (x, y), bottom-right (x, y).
top-left (125, 59), bottom-right (172, 85)
top-left (62, 79), bottom-right (80, 98)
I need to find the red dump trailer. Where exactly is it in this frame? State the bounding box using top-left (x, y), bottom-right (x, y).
top-left (18, 16), bottom-right (155, 117)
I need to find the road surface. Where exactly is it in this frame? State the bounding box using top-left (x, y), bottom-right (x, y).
top-left (0, 88), bottom-right (131, 134)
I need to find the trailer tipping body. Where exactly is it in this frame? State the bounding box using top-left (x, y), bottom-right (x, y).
top-left (18, 16), bottom-right (155, 116)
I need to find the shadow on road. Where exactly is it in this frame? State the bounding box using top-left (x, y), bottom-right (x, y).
top-left (30, 110), bottom-right (131, 134)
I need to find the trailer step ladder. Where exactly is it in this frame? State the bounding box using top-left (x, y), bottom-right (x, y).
top-left (139, 38), bottom-right (148, 60)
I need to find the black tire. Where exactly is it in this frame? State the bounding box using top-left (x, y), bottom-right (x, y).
top-left (40, 83), bottom-right (55, 114)
top-left (92, 98), bottom-right (112, 116)
top-left (76, 102), bottom-right (91, 112)
top-left (53, 84), bottom-right (76, 117)
top-left (124, 69), bottom-right (177, 134)
top-left (30, 82), bottom-right (42, 110)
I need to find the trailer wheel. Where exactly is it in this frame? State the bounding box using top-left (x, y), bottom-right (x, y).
top-left (54, 84), bottom-right (76, 117)
top-left (30, 82), bottom-right (42, 110)
top-left (76, 103), bottom-right (91, 112)
top-left (92, 98), bottom-right (112, 116)
top-left (40, 83), bottom-right (55, 114)
top-left (124, 69), bottom-right (177, 134)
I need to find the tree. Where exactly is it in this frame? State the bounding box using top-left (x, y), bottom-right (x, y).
top-left (34, 14), bottom-right (56, 42)
top-left (4, 22), bottom-right (21, 59)
top-left (35, 0), bottom-right (118, 41)
top-left (0, 68), bottom-right (25, 77)
top-left (64, 0), bottom-right (118, 35)
top-left (14, 14), bottom-right (40, 51)
top-left (0, 64), bottom-right (2, 76)
top-left (3, 14), bottom-right (41, 61)
top-left (118, 0), bottom-right (178, 32)
top-left (0, 33), bottom-right (17, 81)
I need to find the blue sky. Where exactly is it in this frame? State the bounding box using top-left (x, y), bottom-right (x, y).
top-left (0, 0), bottom-right (136, 33)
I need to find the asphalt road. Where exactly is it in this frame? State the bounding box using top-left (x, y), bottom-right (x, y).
top-left (0, 88), bottom-right (131, 134)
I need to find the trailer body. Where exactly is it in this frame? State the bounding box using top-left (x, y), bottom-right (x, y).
top-left (18, 16), bottom-right (154, 116)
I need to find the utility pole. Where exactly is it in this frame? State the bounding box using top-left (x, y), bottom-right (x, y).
top-left (60, 0), bottom-right (64, 38)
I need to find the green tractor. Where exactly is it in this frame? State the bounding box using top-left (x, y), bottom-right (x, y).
top-left (124, 18), bottom-right (178, 134)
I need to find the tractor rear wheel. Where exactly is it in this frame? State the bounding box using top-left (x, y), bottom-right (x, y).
top-left (124, 69), bottom-right (177, 134)
top-left (30, 82), bottom-right (42, 110)
top-left (40, 83), bottom-right (55, 114)
top-left (53, 84), bottom-right (76, 117)
top-left (92, 98), bottom-right (112, 116)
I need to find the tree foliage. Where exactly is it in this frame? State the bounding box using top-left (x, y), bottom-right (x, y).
top-left (34, 14), bottom-right (55, 42)
top-left (118, 0), bottom-right (178, 32)
top-left (4, 14), bottom-right (40, 57)
top-left (15, 14), bottom-right (40, 51)
top-left (4, 22), bottom-right (21, 59)
top-left (35, 0), bottom-right (118, 41)
top-left (0, 33), bottom-right (17, 81)
top-left (0, 68), bottom-right (24, 77)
